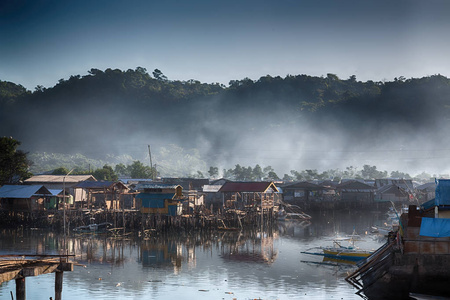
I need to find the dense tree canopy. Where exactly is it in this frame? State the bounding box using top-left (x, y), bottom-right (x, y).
top-left (0, 136), bottom-right (32, 185)
top-left (2, 69), bottom-right (450, 180)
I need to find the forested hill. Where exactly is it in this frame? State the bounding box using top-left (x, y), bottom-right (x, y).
top-left (1, 68), bottom-right (450, 175)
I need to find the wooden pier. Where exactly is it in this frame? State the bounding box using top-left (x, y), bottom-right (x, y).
top-left (0, 255), bottom-right (73, 300)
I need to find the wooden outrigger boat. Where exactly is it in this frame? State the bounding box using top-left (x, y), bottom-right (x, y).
top-left (302, 232), bottom-right (373, 262)
top-left (321, 243), bottom-right (372, 262)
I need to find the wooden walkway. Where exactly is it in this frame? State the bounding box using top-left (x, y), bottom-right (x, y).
top-left (0, 255), bottom-right (73, 300)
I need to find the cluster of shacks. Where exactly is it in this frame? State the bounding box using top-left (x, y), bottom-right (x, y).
top-left (0, 175), bottom-right (437, 214)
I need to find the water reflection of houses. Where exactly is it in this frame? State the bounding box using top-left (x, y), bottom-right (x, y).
top-left (139, 240), bottom-right (184, 273)
top-left (73, 236), bottom-right (128, 266)
top-left (220, 230), bottom-right (278, 264)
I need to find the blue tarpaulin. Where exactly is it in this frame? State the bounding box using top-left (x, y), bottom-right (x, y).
top-left (420, 217), bottom-right (450, 237)
top-left (136, 193), bottom-right (174, 208)
top-left (435, 179), bottom-right (450, 206)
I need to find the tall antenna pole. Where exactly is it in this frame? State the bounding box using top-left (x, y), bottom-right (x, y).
top-left (148, 145), bottom-right (154, 180)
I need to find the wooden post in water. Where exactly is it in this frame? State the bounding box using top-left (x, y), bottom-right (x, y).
top-left (55, 271), bottom-right (63, 300)
top-left (16, 277), bottom-right (25, 300)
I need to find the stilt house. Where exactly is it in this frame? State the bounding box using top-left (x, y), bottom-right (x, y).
top-left (0, 185), bottom-right (52, 211)
top-left (75, 181), bottom-right (128, 209)
top-left (135, 183), bottom-right (184, 216)
top-left (218, 181), bottom-right (280, 211)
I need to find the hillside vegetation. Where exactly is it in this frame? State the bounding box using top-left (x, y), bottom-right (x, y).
top-left (1, 68), bottom-right (450, 177)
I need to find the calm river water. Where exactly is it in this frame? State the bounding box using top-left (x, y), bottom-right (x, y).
top-left (0, 211), bottom-right (388, 300)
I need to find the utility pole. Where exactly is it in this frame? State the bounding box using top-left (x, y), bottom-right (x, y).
top-left (148, 145), bottom-right (155, 180)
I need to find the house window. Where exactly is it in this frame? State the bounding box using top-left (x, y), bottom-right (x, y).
top-left (294, 190), bottom-right (304, 197)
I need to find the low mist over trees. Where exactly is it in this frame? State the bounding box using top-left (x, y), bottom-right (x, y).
top-left (2, 68), bottom-right (450, 177)
top-left (3, 136), bottom-right (442, 182)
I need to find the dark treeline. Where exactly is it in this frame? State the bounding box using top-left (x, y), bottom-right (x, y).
top-left (1, 68), bottom-right (450, 177)
top-left (2, 69), bottom-right (450, 141)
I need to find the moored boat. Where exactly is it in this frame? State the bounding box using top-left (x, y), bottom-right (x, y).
top-left (322, 245), bottom-right (372, 261)
top-left (302, 232), bottom-right (373, 262)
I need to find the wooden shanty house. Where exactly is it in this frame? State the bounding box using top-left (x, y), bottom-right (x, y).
top-left (218, 181), bottom-right (280, 211)
top-left (281, 181), bottom-right (325, 208)
top-left (336, 180), bottom-right (376, 208)
top-left (75, 181), bottom-right (128, 209)
top-left (415, 182), bottom-right (436, 204)
top-left (46, 189), bottom-right (68, 209)
top-left (135, 183), bottom-right (184, 216)
top-left (162, 178), bottom-right (208, 212)
top-left (202, 184), bottom-right (223, 212)
top-left (24, 175), bottom-right (96, 205)
top-left (0, 185), bottom-right (52, 211)
top-left (375, 178), bottom-right (414, 191)
top-left (375, 184), bottom-right (411, 203)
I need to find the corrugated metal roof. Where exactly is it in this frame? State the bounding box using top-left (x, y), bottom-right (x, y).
top-left (25, 175), bottom-right (96, 184)
top-left (416, 182), bottom-right (436, 191)
top-left (337, 180), bottom-right (376, 190)
top-left (282, 181), bottom-right (324, 190)
top-left (202, 185), bottom-right (222, 192)
top-left (0, 185), bottom-right (51, 198)
top-left (219, 182), bottom-right (279, 193)
top-left (77, 181), bottom-right (114, 188)
top-left (136, 183), bottom-right (180, 190)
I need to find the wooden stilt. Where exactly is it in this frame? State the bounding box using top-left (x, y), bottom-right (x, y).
top-left (55, 271), bottom-right (63, 300)
top-left (15, 278), bottom-right (25, 300)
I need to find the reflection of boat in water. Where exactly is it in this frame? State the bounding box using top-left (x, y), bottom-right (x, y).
top-left (278, 204), bottom-right (311, 222)
top-left (218, 226), bottom-right (240, 231)
top-left (280, 212), bottom-right (312, 221)
top-left (302, 256), bottom-right (357, 267)
top-left (73, 222), bottom-right (113, 233)
top-left (323, 256), bottom-right (357, 265)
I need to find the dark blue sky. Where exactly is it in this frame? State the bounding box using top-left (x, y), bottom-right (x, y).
top-left (1, 0), bottom-right (450, 90)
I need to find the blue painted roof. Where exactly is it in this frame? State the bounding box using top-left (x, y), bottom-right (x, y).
top-left (0, 185), bottom-right (51, 198)
top-left (48, 189), bottom-right (63, 196)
